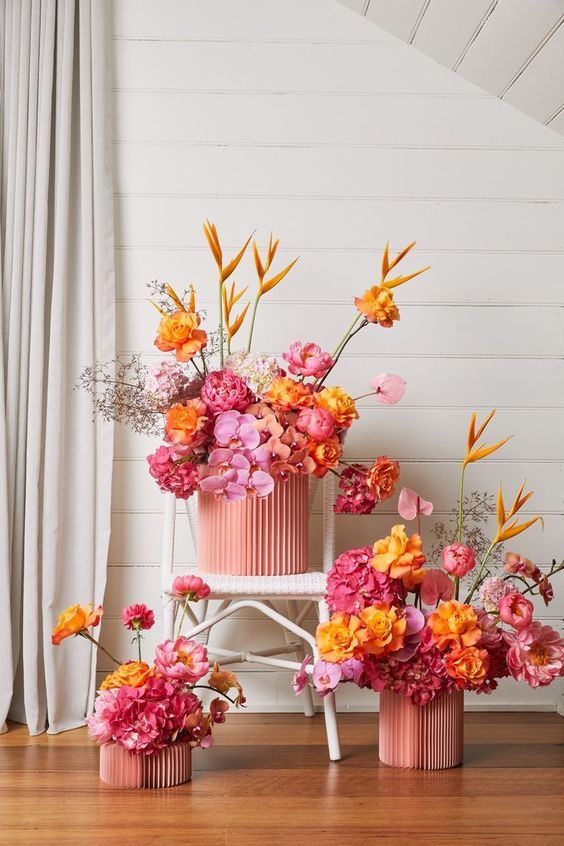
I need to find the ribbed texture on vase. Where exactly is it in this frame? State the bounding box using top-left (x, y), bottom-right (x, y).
top-left (197, 474), bottom-right (309, 575)
top-left (99, 741), bottom-right (192, 788)
top-left (378, 689), bottom-right (464, 770)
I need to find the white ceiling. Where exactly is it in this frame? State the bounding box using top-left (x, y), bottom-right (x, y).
top-left (339, 0), bottom-right (564, 136)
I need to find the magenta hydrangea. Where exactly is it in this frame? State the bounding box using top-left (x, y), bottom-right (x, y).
top-left (146, 445), bottom-right (200, 499)
top-left (201, 368), bottom-right (252, 414)
top-left (333, 464), bottom-right (376, 515)
top-left (325, 546), bottom-right (406, 614)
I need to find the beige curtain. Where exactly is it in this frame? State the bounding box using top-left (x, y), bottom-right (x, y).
top-left (0, 0), bottom-right (115, 734)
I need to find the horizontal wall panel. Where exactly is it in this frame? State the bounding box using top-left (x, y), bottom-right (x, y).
top-left (112, 92), bottom-right (564, 148)
top-left (112, 40), bottom-right (477, 95)
top-left (115, 196), bottom-right (564, 252)
top-left (114, 408), bottom-right (564, 462)
top-left (111, 459), bottom-right (564, 521)
top-left (116, 246), bottom-right (564, 305)
top-left (113, 144), bottom-right (564, 200)
top-left (116, 300), bottom-right (564, 357)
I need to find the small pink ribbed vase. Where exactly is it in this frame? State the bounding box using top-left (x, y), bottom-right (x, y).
top-left (378, 689), bottom-right (464, 770)
top-left (99, 741), bottom-right (192, 788)
top-left (197, 473), bottom-right (309, 575)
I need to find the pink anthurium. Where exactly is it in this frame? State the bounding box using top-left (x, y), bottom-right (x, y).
top-left (398, 487), bottom-right (434, 521)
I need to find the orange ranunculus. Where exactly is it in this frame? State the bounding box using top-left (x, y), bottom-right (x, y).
top-left (371, 524), bottom-right (426, 580)
top-left (316, 612), bottom-right (366, 663)
top-left (308, 436), bottom-right (342, 478)
top-left (313, 386), bottom-right (358, 429)
top-left (51, 603), bottom-right (103, 645)
top-left (354, 285), bottom-right (400, 328)
top-left (100, 660), bottom-right (152, 690)
top-left (263, 377), bottom-right (313, 411)
top-left (427, 600), bottom-right (481, 652)
top-left (367, 456), bottom-right (400, 502)
top-left (154, 310), bottom-right (207, 362)
top-left (165, 399), bottom-right (207, 445)
top-left (445, 646), bottom-right (489, 688)
top-left (358, 602), bottom-right (407, 656)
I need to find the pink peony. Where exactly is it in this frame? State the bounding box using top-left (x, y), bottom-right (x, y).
top-left (326, 547), bottom-right (405, 614)
top-left (498, 591), bottom-right (534, 630)
top-left (505, 622), bottom-right (564, 687)
top-left (442, 543), bottom-right (476, 577)
top-left (171, 575), bottom-right (211, 601)
top-left (201, 368), bottom-right (252, 413)
top-left (420, 569), bottom-right (454, 606)
top-left (479, 576), bottom-right (513, 613)
top-left (369, 373), bottom-right (407, 405)
top-left (295, 407), bottom-right (335, 441)
top-left (147, 445), bottom-right (200, 499)
top-left (282, 342), bottom-right (334, 379)
top-left (312, 659), bottom-right (342, 696)
top-left (397, 487), bottom-right (433, 521)
top-left (121, 604), bottom-right (155, 631)
top-left (213, 410), bottom-right (260, 451)
top-left (333, 464), bottom-right (376, 515)
top-left (154, 637), bottom-right (209, 683)
top-left (292, 656), bottom-right (312, 694)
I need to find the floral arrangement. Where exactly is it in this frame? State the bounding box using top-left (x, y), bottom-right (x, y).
top-left (51, 576), bottom-right (244, 754)
top-left (292, 411), bottom-right (564, 703)
top-left (79, 224), bottom-right (429, 509)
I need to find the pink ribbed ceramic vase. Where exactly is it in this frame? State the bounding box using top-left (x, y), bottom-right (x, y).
top-left (197, 473), bottom-right (309, 575)
top-left (99, 741), bottom-right (192, 788)
top-left (378, 689), bottom-right (464, 770)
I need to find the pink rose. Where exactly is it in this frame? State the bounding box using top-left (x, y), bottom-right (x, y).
top-left (282, 342), bottom-right (333, 379)
top-left (296, 407), bottom-right (335, 441)
top-left (442, 543), bottom-right (476, 577)
top-left (499, 591), bottom-right (534, 630)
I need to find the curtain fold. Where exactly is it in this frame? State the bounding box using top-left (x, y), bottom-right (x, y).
top-left (0, 0), bottom-right (115, 734)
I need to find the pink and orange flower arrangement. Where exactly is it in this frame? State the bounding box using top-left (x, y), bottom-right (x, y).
top-left (97, 223), bottom-right (430, 510)
top-left (52, 579), bottom-right (243, 755)
top-left (293, 411), bottom-right (564, 705)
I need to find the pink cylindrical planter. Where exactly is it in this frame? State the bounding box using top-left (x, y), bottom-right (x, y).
top-left (378, 689), bottom-right (464, 770)
top-left (99, 741), bottom-right (192, 788)
top-left (197, 473), bottom-right (309, 575)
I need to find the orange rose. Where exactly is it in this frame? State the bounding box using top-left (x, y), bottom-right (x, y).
top-left (100, 660), bottom-right (152, 690)
top-left (263, 377), bottom-right (312, 411)
top-left (316, 612), bottom-right (365, 663)
top-left (308, 436), bottom-right (342, 478)
top-left (358, 602), bottom-right (406, 656)
top-left (314, 386), bottom-right (358, 429)
top-left (51, 603), bottom-right (103, 645)
top-left (428, 600), bottom-right (481, 651)
top-left (354, 285), bottom-right (400, 328)
top-left (165, 399), bottom-right (207, 445)
top-left (367, 456), bottom-right (400, 501)
top-left (371, 524), bottom-right (426, 580)
top-left (155, 310), bottom-right (207, 362)
top-left (445, 646), bottom-right (489, 688)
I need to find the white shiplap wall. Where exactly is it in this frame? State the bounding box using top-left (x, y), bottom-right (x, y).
top-left (107, 0), bottom-right (564, 711)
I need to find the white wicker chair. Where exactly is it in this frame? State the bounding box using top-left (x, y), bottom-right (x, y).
top-left (161, 475), bottom-right (341, 761)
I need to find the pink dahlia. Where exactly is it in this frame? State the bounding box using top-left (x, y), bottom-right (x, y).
top-left (326, 546), bottom-right (405, 614)
top-left (154, 636), bottom-right (209, 683)
top-left (282, 341), bottom-right (334, 380)
top-left (147, 445), bottom-right (200, 499)
top-left (333, 464), bottom-right (376, 515)
top-left (121, 604), bottom-right (155, 631)
top-left (201, 368), bottom-right (252, 413)
top-left (505, 622), bottom-right (564, 688)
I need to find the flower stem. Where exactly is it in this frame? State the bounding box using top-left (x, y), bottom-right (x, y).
top-left (246, 295), bottom-right (260, 352)
top-left (218, 276), bottom-right (224, 365)
top-left (315, 317), bottom-right (366, 389)
top-left (79, 631), bottom-right (121, 666)
top-left (465, 540), bottom-right (496, 603)
top-left (176, 598), bottom-right (190, 639)
top-left (457, 466), bottom-right (466, 543)
top-left (136, 629), bottom-right (142, 662)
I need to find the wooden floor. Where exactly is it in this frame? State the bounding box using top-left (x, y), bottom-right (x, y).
top-left (1, 712), bottom-right (563, 845)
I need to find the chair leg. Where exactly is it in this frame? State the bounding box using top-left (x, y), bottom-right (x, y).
top-left (318, 599), bottom-right (341, 761)
top-left (284, 600), bottom-right (315, 718)
top-left (163, 596), bottom-right (176, 641)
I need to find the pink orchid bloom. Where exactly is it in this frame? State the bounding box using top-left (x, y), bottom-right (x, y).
top-left (246, 470), bottom-right (275, 498)
top-left (214, 411), bottom-right (260, 451)
top-left (398, 487), bottom-right (434, 521)
top-left (253, 436), bottom-right (292, 471)
top-left (393, 606), bottom-right (426, 661)
top-left (209, 697), bottom-right (229, 724)
top-left (339, 658), bottom-right (364, 684)
top-left (292, 656), bottom-right (312, 694)
top-left (208, 448), bottom-right (250, 472)
top-left (199, 470), bottom-right (247, 502)
top-left (312, 659), bottom-right (342, 696)
top-left (420, 568), bottom-right (454, 606)
top-left (369, 373), bottom-right (407, 405)
top-left (282, 341), bottom-right (334, 379)
top-left (280, 425), bottom-right (308, 451)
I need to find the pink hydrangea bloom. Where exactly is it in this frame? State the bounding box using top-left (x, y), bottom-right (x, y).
top-left (201, 368), bottom-right (252, 413)
top-left (225, 351), bottom-right (281, 397)
top-left (171, 575), bottom-right (211, 601)
top-left (479, 576), bottom-right (513, 613)
top-left (499, 591), bottom-right (534, 630)
top-left (143, 360), bottom-right (191, 410)
top-left (369, 373), bottom-right (407, 405)
top-left (333, 464), bottom-right (376, 515)
top-left (326, 547), bottom-right (405, 614)
top-left (154, 637), bottom-right (209, 683)
top-left (121, 604), bottom-right (155, 631)
top-left (282, 342), bottom-right (334, 379)
top-left (442, 543), bottom-right (476, 577)
top-left (505, 622), bottom-right (564, 687)
top-left (147, 445), bottom-right (200, 499)
top-left (312, 659), bottom-right (342, 696)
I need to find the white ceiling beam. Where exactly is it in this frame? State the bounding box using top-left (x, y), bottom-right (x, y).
top-left (503, 17), bottom-right (564, 122)
top-left (411, 0), bottom-right (497, 69)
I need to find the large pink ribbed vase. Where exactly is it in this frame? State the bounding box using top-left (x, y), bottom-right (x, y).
top-left (378, 689), bottom-right (464, 770)
top-left (99, 741), bottom-right (192, 788)
top-left (197, 473), bottom-right (309, 575)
